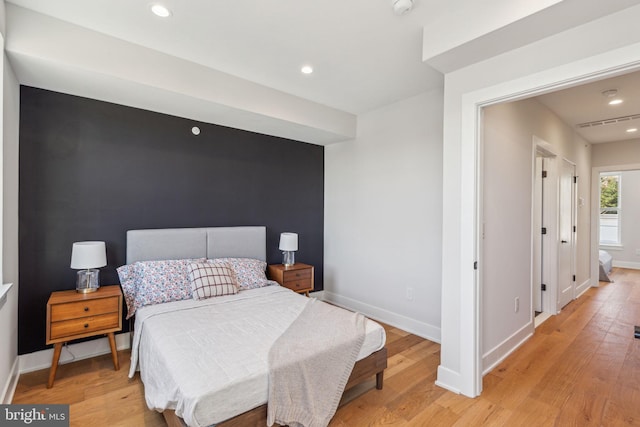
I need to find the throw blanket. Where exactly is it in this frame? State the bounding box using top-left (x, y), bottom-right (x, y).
top-left (267, 298), bottom-right (366, 427)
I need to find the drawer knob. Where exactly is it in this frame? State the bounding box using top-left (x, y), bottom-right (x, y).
top-left (84, 323), bottom-right (89, 328)
top-left (84, 307), bottom-right (89, 312)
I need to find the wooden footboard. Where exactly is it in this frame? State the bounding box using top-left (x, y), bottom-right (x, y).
top-left (162, 347), bottom-right (388, 427)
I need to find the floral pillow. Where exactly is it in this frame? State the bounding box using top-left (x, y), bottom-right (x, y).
top-left (210, 258), bottom-right (271, 290)
top-left (117, 263), bottom-right (139, 319)
top-left (117, 258), bottom-right (205, 319)
top-left (188, 261), bottom-right (238, 300)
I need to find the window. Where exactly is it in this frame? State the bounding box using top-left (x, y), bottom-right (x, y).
top-left (600, 172), bottom-right (621, 245)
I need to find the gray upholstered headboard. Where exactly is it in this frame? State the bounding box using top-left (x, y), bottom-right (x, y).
top-left (126, 226), bottom-right (266, 263)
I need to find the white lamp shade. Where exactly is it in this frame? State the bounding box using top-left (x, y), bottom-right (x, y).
top-left (70, 241), bottom-right (107, 269)
top-left (279, 233), bottom-right (298, 251)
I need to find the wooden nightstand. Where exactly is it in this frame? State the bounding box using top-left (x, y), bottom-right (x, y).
top-left (268, 263), bottom-right (314, 297)
top-left (46, 285), bottom-right (123, 388)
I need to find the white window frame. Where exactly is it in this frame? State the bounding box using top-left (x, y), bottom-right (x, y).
top-left (599, 172), bottom-right (622, 247)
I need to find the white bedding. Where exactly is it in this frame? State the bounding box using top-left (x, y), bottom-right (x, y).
top-left (129, 285), bottom-right (386, 427)
top-left (599, 250), bottom-right (613, 282)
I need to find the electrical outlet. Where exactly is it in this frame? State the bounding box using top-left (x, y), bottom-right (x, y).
top-left (514, 297), bottom-right (520, 313)
top-left (406, 287), bottom-right (414, 301)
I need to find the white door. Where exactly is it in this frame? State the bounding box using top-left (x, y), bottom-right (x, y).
top-left (557, 159), bottom-right (575, 309)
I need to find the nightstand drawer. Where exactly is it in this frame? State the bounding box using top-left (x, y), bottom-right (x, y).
top-left (282, 269), bottom-right (312, 283)
top-left (50, 296), bottom-right (119, 322)
top-left (283, 279), bottom-right (312, 292)
top-left (268, 263), bottom-right (314, 296)
top-left (50, 312), bottom-right (120, 340)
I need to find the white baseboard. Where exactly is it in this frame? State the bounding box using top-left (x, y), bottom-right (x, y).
top-left (310, 290), bottom-right (325, 300)
top-left (19, 332), bottom-right (131, 374)
top-left (534, 312), bottom-right (552, 328)
top-left (482, 321), bottom-right (533, 375)
top-left (435, 365), bottom-right (461, 394)
top-left (1, 356), bottom-right (19, 404)
top-left (612, 260), bottom-right (640, 270)
top-left (576, 278), bottom-right (592, 297)
top-left (321, 291), bottom-right (441, 343)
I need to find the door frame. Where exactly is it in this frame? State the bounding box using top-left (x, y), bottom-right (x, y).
top-left (532, 137), bottom-right (559, 317)
top-left (439, 44), bottom-right (640, 398)
top-left (590, 163), bottom-right (640, 286)
top-left (533, 155), bottom-right (544, 314)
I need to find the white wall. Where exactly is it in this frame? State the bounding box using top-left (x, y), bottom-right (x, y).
top-left (481, 98), bottom-right (591, 371)
top-left (592, 139), bottom-right (640, 167)
top-left (574, 134), bottom-right (592, 290)
top-left (0, 7), bottom-right (20, 402)
top-left (439, 3), bottom-right (640, 396)
top-left (2, 50), bottom-right (16, 287)
top-left (324, 89), bottom-right (443, 341)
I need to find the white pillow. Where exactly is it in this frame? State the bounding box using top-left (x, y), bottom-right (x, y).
top-left (188, 261), bottom-right (239, 300)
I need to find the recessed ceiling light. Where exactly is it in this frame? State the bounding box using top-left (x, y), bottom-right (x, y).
top-left (626, 128), bottom-right (637, 133)
top-left (301, 65), bottom-right (313, 75)
top-left (151, 4), bottom-right (171, 17)
top-left (609, 99), bottom-right (623, 105)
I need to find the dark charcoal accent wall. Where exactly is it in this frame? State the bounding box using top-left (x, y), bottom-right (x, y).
top-left (19, 86), bottom-right (324, 355)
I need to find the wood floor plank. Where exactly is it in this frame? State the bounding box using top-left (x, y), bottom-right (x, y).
top-left (553, 390), bottom-right (608, 426)
top-left (408, 402), bottom-right (459, 426)
top-left (615, 337), bottom-right (640, 392)
top-left (450, 399), bottom-right (509, 427)
top-left (385, 333), bottom-right (426, 358)
top-left (380, 353), bottom-right (418, 381)
top-left (383, 372), bottom-right (445, 422)
top-left (601, 385), bottom-right (640, 426)
top-left (504, 396), bottom-right (558, 427)
top-left (12, 268), bottom-right (640, 426)
top-left (434, 391), bottom-right (478, 415)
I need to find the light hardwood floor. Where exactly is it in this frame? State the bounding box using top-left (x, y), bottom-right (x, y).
top-left (13, 268), bottom-right (640, 426)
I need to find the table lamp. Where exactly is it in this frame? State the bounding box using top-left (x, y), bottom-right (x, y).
top-left (71, 241), bottom-right (107, 293)
top-left (279, 232), bottom-right (298, 267)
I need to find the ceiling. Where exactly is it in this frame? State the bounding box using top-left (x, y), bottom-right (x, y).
top-left (536, 70), bottom-right (640, 144)
top-left (5, 0), bottom-right (640, 145)
top-left (6, 0), bottom-right (443, 115)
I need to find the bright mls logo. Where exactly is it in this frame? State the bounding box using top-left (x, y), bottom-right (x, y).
top-left (0, 405), bottom-right (69, 426)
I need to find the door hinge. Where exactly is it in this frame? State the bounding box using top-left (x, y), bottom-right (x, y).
top-left (542, 170), bottom-right (547, 178)
top-left (573, 275), bottom-right (576, 282)
top-left (474, 261), bottom-right (478, 270)
top-left (541, 284), bottom-right (547, 291)
top-left (541, 227), bottom-right (547, 235)
top-left (573, 176), bottom-right (578, 183)
top-left (573, 225), bottom-right (577, 232)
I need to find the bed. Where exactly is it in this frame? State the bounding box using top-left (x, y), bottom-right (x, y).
top-left (122, 226), bottom-right (387, 427)
top-left (599, 249), bottom-right (613, 282)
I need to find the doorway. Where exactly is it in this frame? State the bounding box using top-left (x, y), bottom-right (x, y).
top-left (532, 142), bottom-right (557, 322)
top-left (438, 28), bottom-right (640, 398)
top-left (591, 164), bottom-right (640, 283)
top-left (531, 138), bottom-right (577, 326)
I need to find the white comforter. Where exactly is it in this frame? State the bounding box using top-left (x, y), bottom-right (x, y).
top-left (129, 285), bottom-right (385, 427)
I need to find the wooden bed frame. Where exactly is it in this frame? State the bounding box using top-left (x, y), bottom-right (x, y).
top-left (126, 226), bottom-right (388, 427)
top-left (162, 347), bottom-right (388, 427)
